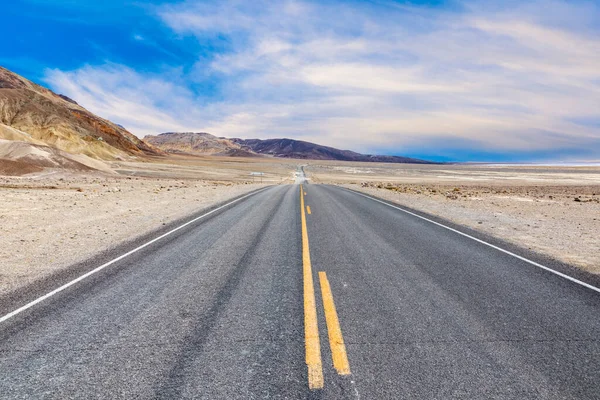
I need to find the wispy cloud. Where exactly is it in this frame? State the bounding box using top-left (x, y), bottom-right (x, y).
top-left (45, 64), bottom-right (198, 134)
top-left (131, 33), bottom-right (181, 60)
top-left (44, 0), bottom-right (600, 161)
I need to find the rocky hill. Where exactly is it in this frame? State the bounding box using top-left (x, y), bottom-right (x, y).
top-left (143, 132), bottom-right (257, 157)
top-left (0, 66), bottom-right (161, 160)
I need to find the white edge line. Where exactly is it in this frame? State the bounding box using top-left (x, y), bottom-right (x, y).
top-left (0, 187), bottom-right (271, 324)
top-left (348, 189), bottom-right (600, 295)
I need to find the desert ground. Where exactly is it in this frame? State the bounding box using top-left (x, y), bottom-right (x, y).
top-left (306, 161), bottom-right (600, 275)
top-left (2, 156), bottom-right (599, 299)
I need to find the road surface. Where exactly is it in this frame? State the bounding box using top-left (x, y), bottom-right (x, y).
top-left (1, 183), bottom-right (599, 399)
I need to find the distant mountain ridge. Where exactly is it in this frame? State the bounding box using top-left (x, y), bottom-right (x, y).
top-left (145, 132), bottom-right (432, 164)
top-left (0, 66), bottom-right (433, 177)
top-left (231, 138), bottom-right (431, 163)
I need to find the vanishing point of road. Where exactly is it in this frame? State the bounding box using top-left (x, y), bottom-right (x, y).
top-left (1, 172), bottom-right (599, 399)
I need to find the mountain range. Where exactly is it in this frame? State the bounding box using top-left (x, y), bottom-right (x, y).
top-left (145, 133), bottom-right (431, 164)
top-left (0, 65), bottom-right (432, 175)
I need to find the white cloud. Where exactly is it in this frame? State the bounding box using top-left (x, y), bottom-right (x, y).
top-left (45, 0), bottom-right (600, 160)
top-left (44, 64), bottom-right (199, 135)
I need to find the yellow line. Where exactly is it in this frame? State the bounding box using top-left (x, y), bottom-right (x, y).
top-left (318, 272), bottom-right (351, 375)
top-left (300, 185), bottom-right (324, 389)
top-left (307, 206), bottom-right (312, 215)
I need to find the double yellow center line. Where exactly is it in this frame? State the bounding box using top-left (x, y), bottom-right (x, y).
top-left (319, 271), bottom-right (351, 375)
top-left (300, 185), bottom-right (350, 390)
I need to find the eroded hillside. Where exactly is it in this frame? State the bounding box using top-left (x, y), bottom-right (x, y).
top-left (0, 66), bottom-right (161, 160)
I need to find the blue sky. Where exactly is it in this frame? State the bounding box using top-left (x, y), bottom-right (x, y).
top-left (2, 0), bottom-right (600, 162)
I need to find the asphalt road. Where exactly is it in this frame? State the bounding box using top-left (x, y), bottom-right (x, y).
top-left (1, 182), bottom-right (599, 399)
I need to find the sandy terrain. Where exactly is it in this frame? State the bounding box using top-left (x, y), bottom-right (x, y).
top-left (306, 161), bottom-right (600, 275)
top-left (108, 154), bottom-right (298, 182)
top-left (0, 156), bottom-right (295, 297)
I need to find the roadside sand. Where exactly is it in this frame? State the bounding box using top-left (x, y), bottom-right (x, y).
top-left (306, 162), bottom-right (600, 275)
top-left (0, 157), bottom-right (295, 297)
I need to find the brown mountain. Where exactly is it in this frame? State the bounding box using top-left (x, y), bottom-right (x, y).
top-left (143, 132), bottom-right (257, 157)
top-left (232, 138), bottom-right (432, 163)
top-left (146, 132), bottom-right (432, 163)
top-left (0, 66), bottom-right (161, 160)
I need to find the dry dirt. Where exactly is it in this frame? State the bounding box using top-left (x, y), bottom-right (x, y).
top-left (108, 154), bottom-right (299, 182)
top-left (306, 161), bottom-right (600, 275)
top-left (0, 155), bottom-right (296, 297)
top-left (0, 159), bottom-right (43, 176)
